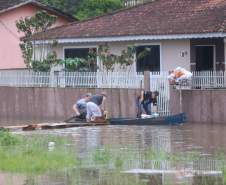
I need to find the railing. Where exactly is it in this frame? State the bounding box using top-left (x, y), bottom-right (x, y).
top-left (0, 70), bottom-right (50, 87)
top-left (150, 72), bottom-right (170, 115)
top-left (124, 0), bottom-right (152, 7)
top-left (0, 71), bottom-right (144, 88)
top-left (64, 72), bottom-right (144, 88)
top-left (192, 71), bottom-right (226, 89)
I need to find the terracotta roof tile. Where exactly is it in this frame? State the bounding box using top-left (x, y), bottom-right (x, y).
top-left (33, 0), bottom-right (226, 40)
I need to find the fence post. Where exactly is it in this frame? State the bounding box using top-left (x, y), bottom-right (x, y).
top-left (144, 71), bottom-right (150, 91)
top-left (59, 71), bottom-right (65, 88)
top-left (50, 71), bottom-right (55, 87)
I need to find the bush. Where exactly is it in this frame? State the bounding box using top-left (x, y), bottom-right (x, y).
top-left (0, 129), bottom-right (19, 146)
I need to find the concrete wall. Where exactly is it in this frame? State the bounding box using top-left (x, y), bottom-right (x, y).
top-left (170, 87), bottom-right (226, 124)
top-left (44, 39), bottom-right (190, 72)
top-left (0, 4), bottom-right (71, 69)
top-left (0, 87), bottom-right (140, 126)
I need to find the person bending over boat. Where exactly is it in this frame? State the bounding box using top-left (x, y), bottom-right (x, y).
top-left (137, 90), bottom-right (159, 118)
top-left (86, 92), bottom-right (108, 123)
top-left (73, 93), bottom-right (92, 120)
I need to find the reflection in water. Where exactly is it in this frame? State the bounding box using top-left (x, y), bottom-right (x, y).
top-left (1, 123), bottom-right (226, 185)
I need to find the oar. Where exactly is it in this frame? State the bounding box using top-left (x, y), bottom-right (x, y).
top-left (64, 116), bottom-right (78, 123)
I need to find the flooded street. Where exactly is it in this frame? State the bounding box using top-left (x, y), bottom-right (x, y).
top-left (1, 123), bottom-right (226, 185)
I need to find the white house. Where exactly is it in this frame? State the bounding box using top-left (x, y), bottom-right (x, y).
top-left (32, 0), bottom-right (226, 73)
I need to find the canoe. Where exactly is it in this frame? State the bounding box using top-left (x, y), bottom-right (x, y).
top-left (65, 113), bottom-right (186, 126)
top-left (109, 113), bottom-right (186, 125)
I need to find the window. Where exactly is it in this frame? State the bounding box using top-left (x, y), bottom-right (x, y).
top-left (64, 48), bottom-right (97, 72)
top-left (136, 45), bottom-right (160, 72)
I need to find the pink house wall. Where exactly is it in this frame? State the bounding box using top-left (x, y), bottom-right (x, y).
top-left (0, 4), bottom-right (70, 69)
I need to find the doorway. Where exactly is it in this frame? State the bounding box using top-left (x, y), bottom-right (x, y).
top-left (195, 46), bottom-right (215, 71)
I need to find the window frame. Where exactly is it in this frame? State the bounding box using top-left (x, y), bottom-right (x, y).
top-left (63, 45), bottom-right (99, 72)
top-left (134, 42), bottom-right (162, 72)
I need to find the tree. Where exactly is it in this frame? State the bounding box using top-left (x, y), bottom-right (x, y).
top-left (39, 0), bottom-right (80, 15)
top-left (75, 0), bottom-right (124, 20)
top-left (16, 11), bottom-right (57, 68)
top-left (40, 0), bottom-right (124, 20)
top-left (98, 44), bottom-right (135, 72)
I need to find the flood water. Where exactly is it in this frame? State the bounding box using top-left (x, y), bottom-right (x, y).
top-left (1, 123), bottom-right (226, 185)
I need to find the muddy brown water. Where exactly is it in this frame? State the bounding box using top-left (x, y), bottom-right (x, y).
top-left (1, 123), bottom-right (226, 185)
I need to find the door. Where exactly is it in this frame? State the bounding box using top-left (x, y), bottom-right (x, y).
top-left (195, 46), bottom-right (214, 71)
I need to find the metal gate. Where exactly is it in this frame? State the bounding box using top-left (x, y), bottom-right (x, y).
top-left (150, 72), bottom-right (170, 115)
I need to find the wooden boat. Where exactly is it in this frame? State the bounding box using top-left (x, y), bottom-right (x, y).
top-left (65, 113), bottom-right (186, 126)
top-left (0, 113), bottom-right (186, 132)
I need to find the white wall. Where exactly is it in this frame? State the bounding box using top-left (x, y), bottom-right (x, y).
top-left (161, 40), bottom-right (191, 71)
top-left (34, 39), bottom-right (191, 72)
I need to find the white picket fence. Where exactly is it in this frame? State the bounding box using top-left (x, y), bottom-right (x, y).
top-left (0, 71), bottom-right (144, 88)
top-left (0, 70), bottom-right (50, 87)
top-left (150, 72), bottom-right (170, 115)
top-left (124, 0), bottom-right (152, 7)
top-left (192, 71), bottom-right (226, 89)
top-left (64, 72), bottom-right (144, 88)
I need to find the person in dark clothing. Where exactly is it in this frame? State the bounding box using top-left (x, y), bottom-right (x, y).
top-left (137, 90), bottom-right (159, 118)
top-left (90, 93), bottom-right (106, 106)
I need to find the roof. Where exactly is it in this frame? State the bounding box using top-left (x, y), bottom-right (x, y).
top-left (0, 0), bottom-right (76, 21)
top-left (32, 0), bottom-right (226, 43)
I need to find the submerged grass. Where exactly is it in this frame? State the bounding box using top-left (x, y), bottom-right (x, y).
top-left (0, 130), bottom-right (78, 174)
top-left (1, 129), bottom-right (226, 184)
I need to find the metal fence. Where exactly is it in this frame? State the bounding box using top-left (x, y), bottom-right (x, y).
top-left (191, 71), bottom-right (226, 89)
top-left (63, 72), bottom-right (144, 88)
top-left (150, 72), bottom-right (170, 115)
top-left (0, 70), bottom-right (50, 87)
top-left (124, 0), bottom-right (153, 7)
top-left (0, 71), bottom-right (144, 88)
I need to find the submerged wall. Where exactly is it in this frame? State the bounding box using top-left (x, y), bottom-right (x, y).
top-left (0, 87), bottom-right (140, 126)
top-left (170, 86), bottom-right (226, 124)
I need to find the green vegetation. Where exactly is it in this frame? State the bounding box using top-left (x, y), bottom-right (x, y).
top-left (40, 0), bottom-right (124, 20)
top-left (61, 48), bottom-right (97, 72)
top-left (0, 129), bottom-right (20, 146)
top-left (16, 11), bottom-right (57, 68)
top-left (98, 45), bottom-right (135, 71)
top-left (75, 0), bottom-right (123, 20)
top-left (0, 130), bottom-right (78, 174)
top-left (1, 130), bottom-right (226, 185)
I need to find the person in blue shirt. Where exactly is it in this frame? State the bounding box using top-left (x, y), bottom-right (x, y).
top-left (73, 93), bottom-right (92, 120)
